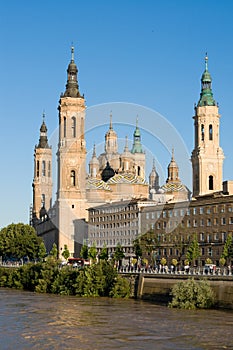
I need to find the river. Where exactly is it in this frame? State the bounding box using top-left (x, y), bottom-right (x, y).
top-left (0, 288), bottom-right (233, 350)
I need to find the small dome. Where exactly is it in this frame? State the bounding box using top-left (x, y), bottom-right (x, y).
top-left (201, 70), bottom-right (211, 82)
top-left (101, 162), bottom-right (115, 182)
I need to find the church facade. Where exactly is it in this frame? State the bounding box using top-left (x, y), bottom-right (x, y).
top-left (32, 48), bottom-right (230, 261)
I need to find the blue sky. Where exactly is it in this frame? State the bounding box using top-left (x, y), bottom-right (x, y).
top-left (1, 0), bottom-right (233, 228)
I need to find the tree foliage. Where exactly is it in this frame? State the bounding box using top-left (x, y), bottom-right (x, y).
top-left (221, 234), bottom-right (233, 263)
top-left (61, 244), bottom-right (70, 261)
top-left (0, 260), bottom-right (130, 298)
top-left (133, 238), bottom-right (142, 260)
top-left (169, 278), bottom-right (215, 309)
top-left (88, 244), bottom-right (97, 263)
top-left (186, 234), bottom-right (200, 265)
top-left (99, 244), bottom-right (108, 260)
top-left (114, 243), bottom-right (125, 263)
top-left (80, 244), bottom-right (89, 260)
top-left (0, 223), bottom-right (42, 261)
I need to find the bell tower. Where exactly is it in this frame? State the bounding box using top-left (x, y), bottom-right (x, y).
top-left (191, 55), bottom-right (224, 197)
top-left (57, 46), bottom-right (87, 255)
top-left (32, 113), bottom-right (52, 223)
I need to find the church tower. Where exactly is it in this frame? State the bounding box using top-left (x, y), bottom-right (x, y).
top-left (131, 118), bottom-right (145, 178)
top-left (191, 55), bottom-right (224, 197)
top-left (149, 158), bottom-right (159, 192)
top-left (57, 46), bottom-right (87, 255)
top-left (32, 114), bottom-right (52, 222)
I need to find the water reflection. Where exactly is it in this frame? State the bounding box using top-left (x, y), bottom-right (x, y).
top-left (0, 288), bottom-right (233, 349)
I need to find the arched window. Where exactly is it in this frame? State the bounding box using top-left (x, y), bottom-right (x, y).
top-left (41, 194), bottom-right (45, 207)
top-left (48, 161), bottom-right (51, 177)
top-left (209, 175), bottom-right (213, 190)
top-left (137, 166), bottom-right (141, 176)
top-left (71, 170), bottom-right (76, 186)
top-left (209, 124), bottom-right (213, 140)
top-left (36, 160), bottom-right (39, 177)
top-left (71, 116), bottom-right (76, 137)
top-left (201, 124), bottom-right (204, 141)
top-left (195, 174), bottom-right (199, 192)
top-left (64, 117), bottom-right (67, 138)
top-left (42, 160), bottom-right (46, 176)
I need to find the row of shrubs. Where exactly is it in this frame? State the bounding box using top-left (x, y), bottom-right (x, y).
top-left (0, 258), bottom-right (216, 309)
top-left (0, 259), bottom-right (131, 298)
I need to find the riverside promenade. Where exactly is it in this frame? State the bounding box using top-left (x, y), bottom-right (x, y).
top-left (119, 267), bottom-right (233, 309)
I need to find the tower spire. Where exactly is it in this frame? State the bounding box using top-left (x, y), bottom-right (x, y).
top-left (131, 117), bottom-right (143, 154)
top-left (109, 111), bottom-right (113, 130)
top-left (198, 54), bottom-right (216, 107)
top-left (38, 112), bottom-right (49, 149)
top-left (63, 45), bottom-right (82, 98)
top-left (124, 136), bottom-right (129, 152)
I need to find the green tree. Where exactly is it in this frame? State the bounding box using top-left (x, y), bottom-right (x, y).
top-left (88, 244), bottom-right (97, 264)
top-left (133, 238), bottom-right (142, 260)
top-left (49, 243), bottom-right (58, 260)
top-left (114, 243), bottom-right (125, 265)
top-left (99, 244), bottom-right (108, 260)
top-left (80, 243), bottom-right (88, 260)
top-left (38, 242), bottom-right (47, 262)
top-left (221, 234), bottom-right (233, 264)
top-left (0, 223), bottom-right (42, 261)
top-left (61, 244), bottom-right (70, 261)
top-left (169, 278), bottom-right (215, 309)
top-left (186, 234), bottom-right (200, 266)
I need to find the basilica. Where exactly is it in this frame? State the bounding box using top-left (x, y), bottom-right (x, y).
top-left (31, 48), bottom-right (232, 262)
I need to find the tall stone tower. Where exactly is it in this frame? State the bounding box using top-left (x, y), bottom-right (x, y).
top-left (191, 55), bottom-right (224, 197)
top-left (131, 118), bottom-right (145, 178)
top-left (57, 46), bottom-right (87, 255)
top-left (32, 114), bottom-right (52, 221)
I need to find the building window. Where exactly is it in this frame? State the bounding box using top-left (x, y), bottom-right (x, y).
top-left (201, 124), bottom-right (204, 141)
top-left (36, 160), bottom-right (39, 177)
top-left (214, 218), bottom-right (218, 225)
top-left (209, 175), bottom-right (213, 190)
top-left (71, 117), bottom-right (76, 137)
top-left (41, 194), bottom-right (45, 207)
top-left (64, 117), bottom-right (66, 137)
top-left (71, 170), bottom-right (76, 186)
top-left (200, 233), bottom-right (204, 241)
top-left (207, 218), bottom-right (211, 227)
top-left (206, 207), bottom-right (211, 214)
top-left (209, 124), bottom-right (213, 140)
top-left (42, 160), bottom-right (46, 176)
top-left (200, 207), bottom-right (204, 214)
top-left (228, 206), bottom-right (233, 213)
top-left (200, 219), bottom-right (204, 227)
top-left (208, 247), bottom-right (212, 256)
top-left (229, 217), bottom-right (233, 225)
top-left (221, 217), bottom-right (226, 225)
top-left (193, 219), bottom-right (198, 227)
top-left (187, 220), bottom-right (191, 228)
top-left (48, 161), bottom-right (51, 177)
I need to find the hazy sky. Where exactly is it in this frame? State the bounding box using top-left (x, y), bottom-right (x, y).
top-left (1, 0), bottom-right (233, 228)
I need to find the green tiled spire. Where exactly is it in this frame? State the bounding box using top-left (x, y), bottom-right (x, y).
top-left (131, 117), bottom-right (143, 154)
top-left (198, 54), bottom-right (216, 107)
